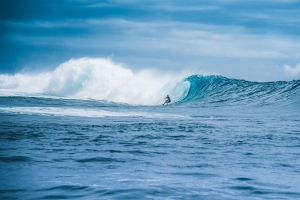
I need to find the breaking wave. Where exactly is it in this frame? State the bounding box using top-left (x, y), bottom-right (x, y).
top-left (0, 58), bottom-right (299, 106)
top-left (0, 58), bottom-right (190, 105)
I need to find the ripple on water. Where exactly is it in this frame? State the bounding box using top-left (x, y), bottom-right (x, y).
top-left (0, 156), bottom-right (32, 162)
top-left (235, 177), bottom-right (254, 182)
top-left (76, 157), bottom-right (125, 163)
top-left (41, 185), bottom-right (90, 191)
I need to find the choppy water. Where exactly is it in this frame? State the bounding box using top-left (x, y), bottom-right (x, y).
top-left (1, 75), bottom-right (300, 199)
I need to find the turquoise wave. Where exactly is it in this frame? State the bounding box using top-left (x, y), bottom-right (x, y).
top-left (179, 75), bottom-right (300, 107)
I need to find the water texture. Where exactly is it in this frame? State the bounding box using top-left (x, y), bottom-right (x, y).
top-left (1, 75), bottom-right (300, 199)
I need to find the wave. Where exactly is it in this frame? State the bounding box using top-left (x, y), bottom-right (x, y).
top-left (0, 58), bottom-right (299, 106)
top-left (181, 75), bottom-right (300, 107)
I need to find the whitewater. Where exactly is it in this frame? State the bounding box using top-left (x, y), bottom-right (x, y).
top-left (0, 58), bottom-right (192, 105)
top-left (1, 58), bottom-right (300, 200)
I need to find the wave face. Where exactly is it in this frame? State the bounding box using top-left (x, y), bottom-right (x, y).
top-left (181, 75), bottom-right (300, 108)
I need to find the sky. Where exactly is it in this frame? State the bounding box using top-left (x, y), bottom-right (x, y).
top-left (1, 0), bottom-right (300, 81)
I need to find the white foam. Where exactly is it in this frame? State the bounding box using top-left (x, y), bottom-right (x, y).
top-left (0, 106), bottom-right (184, 119)
top-left (0, 58), bottom-right (190, 105)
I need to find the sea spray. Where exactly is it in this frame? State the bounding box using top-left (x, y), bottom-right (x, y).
top-left (0, 58), bottom-right (190, 105)
top-left (0, 72), bottom-right (51, 94)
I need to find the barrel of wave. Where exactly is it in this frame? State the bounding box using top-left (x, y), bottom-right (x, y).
top-left (158, 80), bottom-right (190, 105)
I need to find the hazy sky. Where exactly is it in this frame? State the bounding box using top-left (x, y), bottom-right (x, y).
top-left (1, 0), bottom-right (300, 81)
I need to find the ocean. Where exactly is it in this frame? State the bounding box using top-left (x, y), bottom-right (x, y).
top-left (1, 60), bottom-right (300, 199)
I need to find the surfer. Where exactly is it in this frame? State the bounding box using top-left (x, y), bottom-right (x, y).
top-left (162, 95), bottom-right (171, 105)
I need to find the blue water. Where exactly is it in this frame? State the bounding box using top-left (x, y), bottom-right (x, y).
top-left (1, 75), bottom-right (300, 199)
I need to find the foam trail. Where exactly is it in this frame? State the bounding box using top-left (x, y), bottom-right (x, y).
top-left (0, 107), bottom-right (184, 118)
top-left (0, 58), bottom-right (190, 105)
